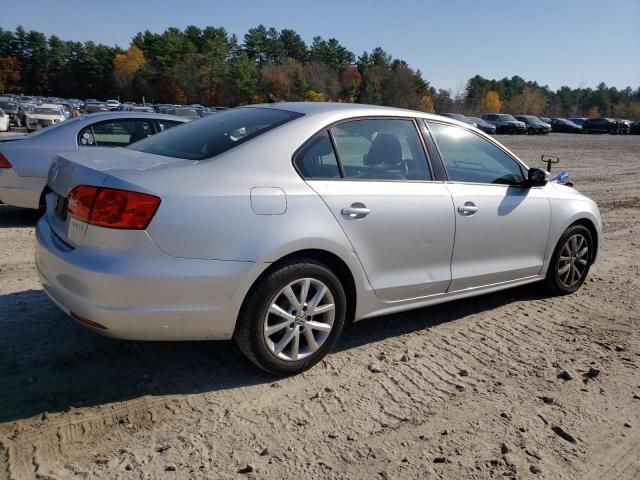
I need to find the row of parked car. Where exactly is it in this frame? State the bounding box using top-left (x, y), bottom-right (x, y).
top-left (440, 112), bottom-right (640, 135)
top-left (0, 94), bottom-right (228, 133)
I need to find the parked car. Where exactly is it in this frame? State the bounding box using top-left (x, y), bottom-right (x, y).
top-left (118, 105), bottom-right (155, 113)
top-left (582, 117), bottom-right (622, 134)
top-left (550, 118), bottom-right (582, 134)
top-left (480, 113), bottom-right (526, 134)
top-left (167, 107), bottom-right (201, 119)
top-left (0, 112), bottom-right (188, 209)
top-left (466, 116), bottom-right (497, 134)
top-left (616, 119), bottom-right (631, 135)
top-left (0, 99), bottom-right (21, 126)
top-left (440, 113), bottom-right (477, 128)
top-left (106, 99), bottom-right (121, 110)
top-left (630, 120), bottom-right (640, 135)
top-left (0, 108), bottom-right (10, 132)
top-left (569, 118), bottom-right (587, 126)
top-left (25, 104), bottom-right (66, 132)
top-left (35, 103), bottom-right (601, 375)
top-left (538, 117), bottom-right (552, 124)
top-left (514, 115), bottom-right (552, 135)
top-left (85, 102), bottom-right (110, 114)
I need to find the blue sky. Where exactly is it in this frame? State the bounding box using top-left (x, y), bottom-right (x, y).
top-left (3, 0), bottom-right (638, 91)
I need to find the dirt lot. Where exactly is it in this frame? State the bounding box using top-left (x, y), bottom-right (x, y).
top-left (0, 133), bottom-right (639, 480)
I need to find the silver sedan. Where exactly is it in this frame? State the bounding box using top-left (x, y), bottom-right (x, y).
top-left (0, 112), bottom-right (189, 209)
top-left (35, 103), bottom-right (601, 375)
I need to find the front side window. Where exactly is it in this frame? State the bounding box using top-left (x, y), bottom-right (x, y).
top-left (129, 107), bottom-right (302, 160)
top-left (329, 119), bottom-right (431, 181)
top-left (294, 131), bottom-right (341, 179)
top-left (78, 119), bottom-right (154, 147)
top-left (428, 122), bottom-right (525, 185)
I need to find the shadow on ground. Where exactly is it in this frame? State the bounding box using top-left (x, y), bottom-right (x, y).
top-left (0, 204), bottom-right (42, 228)
top-left (0, 284), bottom-right (544, 424)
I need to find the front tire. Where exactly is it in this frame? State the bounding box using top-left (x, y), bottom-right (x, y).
top-left (234, 259), bottom-right (347, 375)
top-left (544, 224), bottom-right (593, 295)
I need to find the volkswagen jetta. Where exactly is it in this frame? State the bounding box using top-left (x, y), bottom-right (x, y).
top-left (36, 103), bottom-right (601, 375)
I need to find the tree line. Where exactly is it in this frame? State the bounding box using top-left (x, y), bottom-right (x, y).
top-left (1, 25), bottom-right (638, 118)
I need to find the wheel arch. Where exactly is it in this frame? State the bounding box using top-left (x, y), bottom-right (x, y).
top-left (570, 217), bottom-right (599, 263)
top-left (233, 248), bottom-right (359, 337)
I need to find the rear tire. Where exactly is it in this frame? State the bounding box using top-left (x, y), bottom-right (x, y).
top-left (234, 258), bottom-right (346, 375)
top-left (543, 224), bottom-right (593, 295)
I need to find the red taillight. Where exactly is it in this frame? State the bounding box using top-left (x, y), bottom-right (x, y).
top-left (67, 185), bottom-right (160, 230)
top-left (67, 185), bottom-right (99, 222)
top-left (0, 152), bottom-right (12, 169)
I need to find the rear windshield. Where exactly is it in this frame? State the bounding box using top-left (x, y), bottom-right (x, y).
top-left (498, 114), bottom-right (517, 121)
top-left (129, 107), bottom-right (303, 160)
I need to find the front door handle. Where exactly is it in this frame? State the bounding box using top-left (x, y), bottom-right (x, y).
top-left (457, 202), bottom-right (479, 216)
top-left (341, 204), bottom-right (370, 218)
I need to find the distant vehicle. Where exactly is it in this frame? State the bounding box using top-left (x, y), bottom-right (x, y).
top-left (0, 112), bottom-right (189, 209)
top-left (17, 103), bottom-right (38, 126)
top-left (168, 107), bottom-right (201, 119)
top-left (118, 105), bottom-right (155, 113)
top-left (550, 118), bottom-right (582, 134)
top-left (85, 102), bottom-right (110, 114)
top-left (25, 104), bottom-right (66, 132)
top-left (569, 118), bottom-right (587, 126)
top-left (538, 117), bottom-right (552, 124)
top-left (106, 100), bottom-right (121, 110)
top-left (630, 121), bottom-right (640, 135)
top-left (0, 108), bottom-right (10, 132)
top-left (480, 113), bottom-right (526, 134)
top-left (466, 116), bottom-right (497, 134)
top-left (34, 103), bottom-right (602, 375)
top-left (514, 115), bottom-right (552, 135)
top-left (582, 117), bottom-right (622, 134)
top-left (0, 99), bottom-right (20, 127)
top-left (440, 113), bottom-right (477, 128)
top-left (616, 119), bottom-right (631, 135)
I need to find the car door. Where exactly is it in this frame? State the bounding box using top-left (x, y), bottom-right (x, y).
top-left (426, 120), bottom-right (550, 291)
top-left (298, 118), bottom-right (455, 302)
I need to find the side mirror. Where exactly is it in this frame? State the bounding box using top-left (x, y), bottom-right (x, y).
top-left (527, 167), bottom-right (550, 187)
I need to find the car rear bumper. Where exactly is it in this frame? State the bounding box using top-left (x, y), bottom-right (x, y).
top-left (35, 215), bottom-right (257, 341)
top-left (0, 170), bottom-right (45, 209)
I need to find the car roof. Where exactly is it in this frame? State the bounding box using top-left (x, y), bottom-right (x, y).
top-left (245, 101), bottom-right (463, 124)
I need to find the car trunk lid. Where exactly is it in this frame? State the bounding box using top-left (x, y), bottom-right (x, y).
top-left (46, 148), bottom-right (195, 246)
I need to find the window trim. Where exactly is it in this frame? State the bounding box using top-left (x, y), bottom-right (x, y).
top-left (77, 118), bottom-right (157, 148)
top-left (424, 119), bottom-right (532, 188)
top-left (292, 115), bottom-right (437, 183)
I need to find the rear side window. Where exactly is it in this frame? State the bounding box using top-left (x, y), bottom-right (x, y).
top-left (330, 119), bottom-right (431, 181)
top-left (156, 119), bottom-right (183, 132)
top-left (79, 119), bottom-right (155, 147)
top-left (428, 122), bottom-right (524, 185)
top-left (129, 107), bottom-right (303, 160)
top-left (294, 131), bottom-right (341, 179)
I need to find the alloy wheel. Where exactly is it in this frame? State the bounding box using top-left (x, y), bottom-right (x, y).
top-left (557, 234), bottom-right (589, 288)
top-left (263, 278), bottom-right (335, 361)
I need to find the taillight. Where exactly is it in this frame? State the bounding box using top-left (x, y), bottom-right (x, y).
top-left (67, 185), bottom-right (98, 222)
top-left (67, 185), bottom-right (160, 230)
top-left (0, 152), bottom-right (12, 169)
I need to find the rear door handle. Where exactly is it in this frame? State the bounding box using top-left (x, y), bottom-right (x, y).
top-left (341, 204), bottom-right (370, 218)
top-left (457, 202), bottom-right (479, 215)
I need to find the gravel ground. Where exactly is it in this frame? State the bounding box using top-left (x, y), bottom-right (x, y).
top-left (0, 133), bottom-right (639, 479)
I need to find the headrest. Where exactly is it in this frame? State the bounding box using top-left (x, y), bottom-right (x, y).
top-left (364, 133), bottom-right (402, 166)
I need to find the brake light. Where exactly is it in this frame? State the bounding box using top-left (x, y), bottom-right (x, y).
top-left (67, 185), bottom-right (98, 222)
top-left (0, 152), bottom-right (11, 169)
top-left (67, 185), bottom-right (160, 230)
